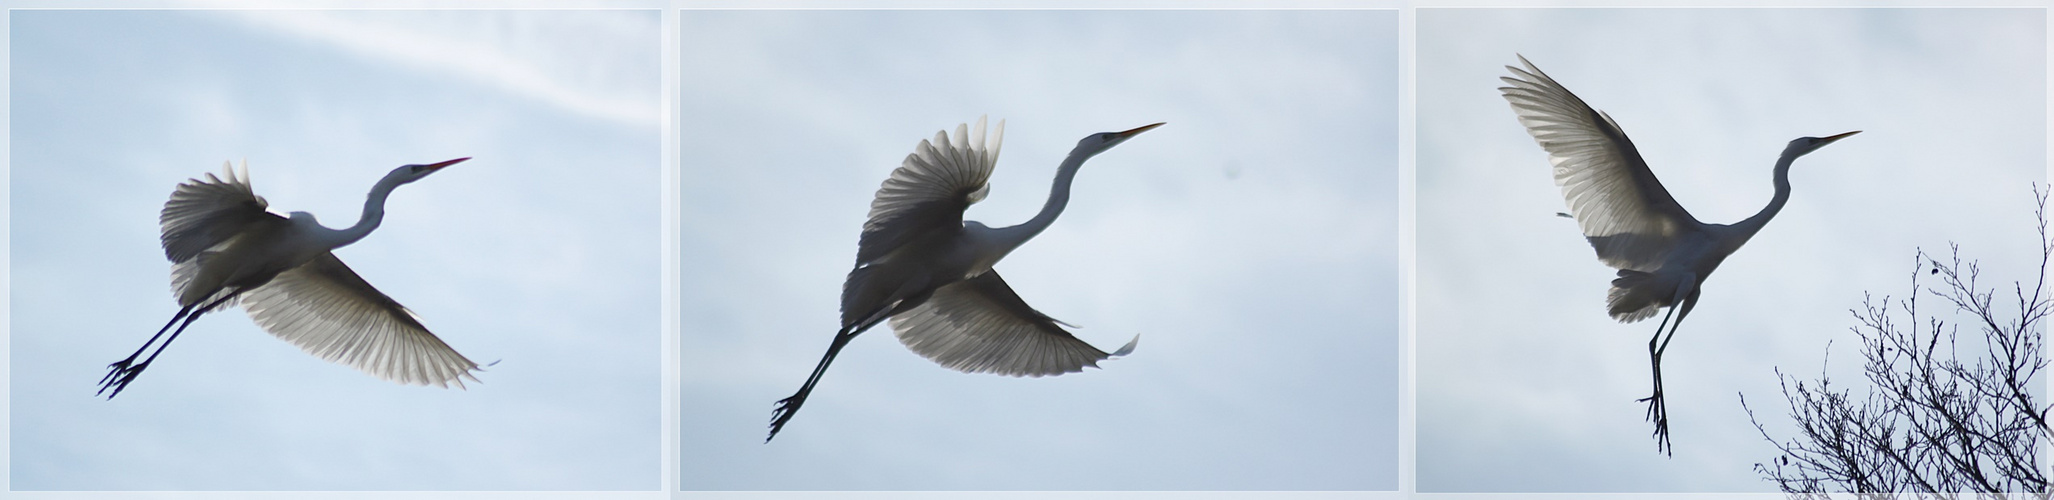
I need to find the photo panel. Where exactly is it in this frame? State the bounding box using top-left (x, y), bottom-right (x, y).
top-left (11, 9), bottom-right (663, 490)
top-left (679, 8), bottom-right (1400, 491)
top-left (1417, 7), bottom-right (2044, 493)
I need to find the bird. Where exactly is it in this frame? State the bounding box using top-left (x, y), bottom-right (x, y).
top-left (1498, 55), bottom-right (1857, 455)
top-left (98, 158), bottom-right (483, 399)
top-left (766, 117), bottom-right (1158, 442)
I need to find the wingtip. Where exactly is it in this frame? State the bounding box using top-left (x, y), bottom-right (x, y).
top-left (1505, 54), bottom-right (1552, 84)
top-left (453, 361), bottom-right (493, 389)
top-left (952, 122), bottom-right (971, 151)
top-left (1111, 334), bottom-right (1139, 357)
top-left (964, 115), bottom-right (1005, 158)
top-left (990, 117), bottom-right (1006, 160)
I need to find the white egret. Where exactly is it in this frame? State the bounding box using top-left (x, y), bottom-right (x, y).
top-left (1499, 55), bottom-right (1858, 454)
top-left (766, 117), bottom-right (1157, 442)
top-left (99, 158), bottom-right (483, 398)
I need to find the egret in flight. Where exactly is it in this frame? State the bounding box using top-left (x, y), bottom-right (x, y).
top-left (99, 159), bottom-right (483, 398)
top-left (766, 117), bottom-right (1157, 442)
top-left (1499, 55), bottom-right (1857, 454)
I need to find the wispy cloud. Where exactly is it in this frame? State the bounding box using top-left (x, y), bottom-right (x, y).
top-left (230, 10), bottom-right (657, 127)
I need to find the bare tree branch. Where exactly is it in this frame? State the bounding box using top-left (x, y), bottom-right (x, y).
top-left (1745, 185), bottom-right (2051, 500)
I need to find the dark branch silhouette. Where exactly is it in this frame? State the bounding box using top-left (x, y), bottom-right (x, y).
top-left (1743, 185), bottom-right (2052, 499)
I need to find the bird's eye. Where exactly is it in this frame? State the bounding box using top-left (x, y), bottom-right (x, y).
top-left (409, 165), bottom-right (424, 173)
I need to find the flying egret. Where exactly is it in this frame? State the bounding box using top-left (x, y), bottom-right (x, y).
top-left (766, 117), bottom-right (1158, 442)
top-left (1499, 55), bottom-right (1858, 454)
top-left (99, 158), bottom-right (483, 398)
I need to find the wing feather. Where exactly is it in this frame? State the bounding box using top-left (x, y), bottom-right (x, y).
top-left (161, 161), bottom-right (271, 264)
top-left (241, 253), bottom-right (481, 388)
top-left (1500, 55), bottom-right (1701, 271)
top-left (888, 271), bottom-right (1135, 377)
top-left (856, 117), bottom-right (1004, 264)
top-left (163, 161), bottom-right (287, 309)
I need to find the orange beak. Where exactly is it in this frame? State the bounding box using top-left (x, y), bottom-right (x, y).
top-left (422, 157), bottom-right (470, 171)
top-left (1116, 122), bottom-right (1166, 137)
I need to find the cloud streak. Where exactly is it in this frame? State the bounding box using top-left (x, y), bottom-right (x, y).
top-left (229, 10), bottom-right (657, 127)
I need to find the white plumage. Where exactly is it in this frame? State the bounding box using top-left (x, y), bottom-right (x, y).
top-left (1499, 55), bottom-right (1857, 454)
top-left (100, 158), bottom-right (480, 398)
top-left (767, 117), bottom-right (1161, 442)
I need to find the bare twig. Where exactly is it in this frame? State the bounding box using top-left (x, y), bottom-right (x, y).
top-left (1746, 185), bottom-right (2051, 500)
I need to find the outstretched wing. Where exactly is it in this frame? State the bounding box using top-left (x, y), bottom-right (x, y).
top-left (241, 253), bottom-right (482, 388)
top-left (163, 161), bottom-right (285, 309)
top-left (1500, 55), bottom-right (1702, 272)
top-left (161, 161), bottom-right (273, 265)
top-left (856, 116), bottom-right (1005, 265)
top-left (889, 270), bottom-right (1137, 377)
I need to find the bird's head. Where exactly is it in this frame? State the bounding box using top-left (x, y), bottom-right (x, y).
top-left (383, 157), bottom-right (469, 185)
top-left (1070, 122), bottom-right (1165, 159)
top-left (1785, 131), bottom-right (1860, 157)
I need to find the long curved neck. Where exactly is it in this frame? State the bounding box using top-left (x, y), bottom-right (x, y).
top-left (317, 175), bottom-right (407, 249)
top-left (1732, 151), bottom-right (1798, 236)
top-left (990, 151), bottom-right (1091, 251)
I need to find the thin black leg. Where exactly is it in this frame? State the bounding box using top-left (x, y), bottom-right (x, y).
top-left (768, 329), bottom-right (859, 442)
top-left (99, 294), bottom-right (236, 399)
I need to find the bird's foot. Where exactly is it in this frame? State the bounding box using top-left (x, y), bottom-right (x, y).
top-left (96, 359), bottom-right (148, 399)
top-left (767, 394), bottom-right (806, 443)
top-left (1637, 392), bottom-right (1673, 456)
top-left (97, 358), bottom-right (134, 386)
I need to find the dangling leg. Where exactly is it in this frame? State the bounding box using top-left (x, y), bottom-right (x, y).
top-left (1636, 276), bottom-right (1698, 455)
top-left (1652, 288), bottom-right (1700, 362)
top-left (768, 278), bottom-right (935, 442)
top-left (100, 304), bottom-right (196, 386)
top-left (99, 294), bottom-right (236, 399)
top-left (1638, 303), bottom-right (1678, 451)
top-left (768, 328), bottom-right (862, 442)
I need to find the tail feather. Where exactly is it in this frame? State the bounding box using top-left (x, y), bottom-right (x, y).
top-left (1607, 270), bottom-right (1665, 323)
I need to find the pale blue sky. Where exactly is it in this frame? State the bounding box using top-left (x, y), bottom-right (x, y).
top-left (13, 4), bottom-right (2042, 497)
top-left (1417, 8), bottom-right (2045, 492)
top-left (10, 10), bottom-right (661, 490)
top-left (679, 9), bottom-right (1400, 491)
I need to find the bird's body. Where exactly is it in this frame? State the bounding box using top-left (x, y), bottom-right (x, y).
top-left (1499, 55), bottom-right (1856, 454)
top-left (99, 158), bottom-right (481, 398)
top-left (840, 222), bottom-right (1002, 329)
top-left (766, 117), bottom-right (1157, 442)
